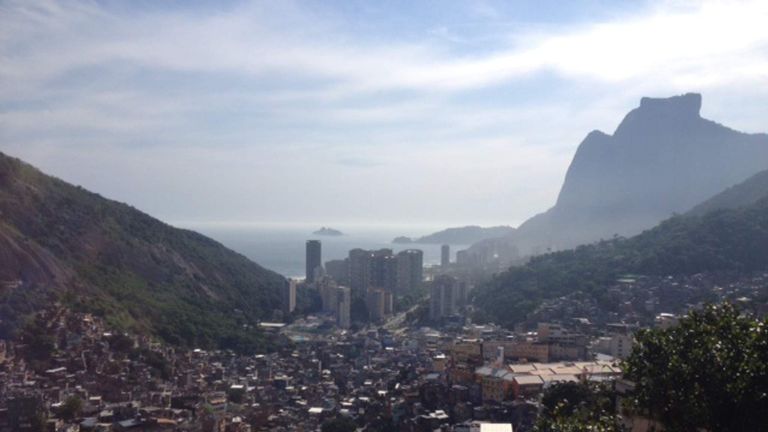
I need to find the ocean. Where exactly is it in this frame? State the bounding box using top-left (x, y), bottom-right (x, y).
top-left (182, 224), bottom-right (467, 278)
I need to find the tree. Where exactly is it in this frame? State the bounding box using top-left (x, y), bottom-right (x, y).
top-left (321, 417), bottom-right (357, 432)
top-left (107, 333), bottom-right (134, 353)
top-left (21, 316), bottom-right (55, 368)
top-left (535, 382), bottom-right (622, 432)
top-left (623, 303), bottom-right (768, 431)
top-left (228, 386), bottom-right (245, 404)
top-left (58, 396), bottom-right (83, 420)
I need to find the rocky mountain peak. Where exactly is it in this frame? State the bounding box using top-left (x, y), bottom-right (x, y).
top-left (469, 93), bottom-right (768, 263)
top-left (614, 93), bottom-right (704, 139)
top-left (639, 92), bottom-right (702, 116)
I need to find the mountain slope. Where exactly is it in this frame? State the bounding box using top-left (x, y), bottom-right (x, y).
top-left (395, 225), bottom-right (515, 245)
top-left (472, 195), bottom-right (768, 329)
top-left (0, 152), bottom-right (286, 352)
top-left (469, 94), bottom-right (768, 263)
top-left (687, 168), bottom-right (768, 216)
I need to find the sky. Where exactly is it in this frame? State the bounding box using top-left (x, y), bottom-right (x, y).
top-left (1, 0), bottom-right (768, 231)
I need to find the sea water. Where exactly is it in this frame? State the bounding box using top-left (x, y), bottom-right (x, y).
top-left (182, 223), bottom-right (467, 278)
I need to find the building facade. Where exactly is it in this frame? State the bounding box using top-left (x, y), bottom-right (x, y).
top-left (430, 275), bottom-right (458, 320)
top-left (441, 244), bottom-right (450, 268)
top-left (396, 249), bottom-right (423, 295)
top-left (366, 287), bottom-right (393, 322)
top-left (324, 258), bottom-right (349, 286)
top-left (283, 279), bottom-right (297, 316)
top-left (305, 240), bottom-right (322, 284)
top-left (336, 286), bottom-right (351, 329)
top-left (348, 248), bottom-right (371, 299)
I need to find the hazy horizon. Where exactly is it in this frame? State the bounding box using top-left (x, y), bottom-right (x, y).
top-left (2, 0), bottom-right (768, 228)
top-left (174, 219), bottom-right (520, 234)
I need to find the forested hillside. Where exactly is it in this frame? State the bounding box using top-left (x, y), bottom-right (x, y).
top-left (0, 152), bottom-right (285, 353)
top-left (473, 196), bottom-right (768, 328)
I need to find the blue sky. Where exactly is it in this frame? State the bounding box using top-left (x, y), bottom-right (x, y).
top-left (1, 0), bottom-right (768, 232)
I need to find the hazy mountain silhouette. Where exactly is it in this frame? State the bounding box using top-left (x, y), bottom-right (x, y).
top-left (393, 225), bottom-right (515, 245)
top-left (470, 93), bottom-right (768, 263)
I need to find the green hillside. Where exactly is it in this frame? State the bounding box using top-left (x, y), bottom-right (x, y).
top-left (472, 195), bottom-right (768, 328)
top-left (0, 152), bottom-right (286, 353)
top-left (687, 168), bottom-right (768, 216)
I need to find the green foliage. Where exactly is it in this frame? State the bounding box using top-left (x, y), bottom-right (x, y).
top-left (132, 348), bottom-right (173, 380)
top-left (623, 303), bottom-right (768, 431)
top-left (0, 152), bottom-right (286, 353)
top-left (366, 416), bottom-right (395, 432)
top-left (58, 396), bottom-right (83, 420)
top-left (107, 333), bottom-right (134, 353)
top-left (21, 316), bottom-right (55, 362)
top-left (535, 404), bottom-right (623, 432)
top-left (321, 417), bottom-right (357, 432)
top-left (535, 382), bottom-right (622, 432)
top-left (474, 198), bottom-right (768, 328)
top-left (228, 387), bottom-right (245, 404)
top-left (0, 284), bottom-right (54, 340)
top-left (29, 413), bottom-right (47, 432)
top-left (541, 382), bottom-right (606, 414)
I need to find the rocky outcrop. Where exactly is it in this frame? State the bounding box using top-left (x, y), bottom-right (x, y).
top-left (470, 93), bottom-right (768, 263)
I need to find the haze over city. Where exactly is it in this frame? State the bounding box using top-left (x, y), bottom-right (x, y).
top-left (3, 0), bottom-right (768, 227)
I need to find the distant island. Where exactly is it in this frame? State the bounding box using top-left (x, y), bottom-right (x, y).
top-left (392, 225), bottom-right (515, 245)
top-left (313, 227), bottom-right (344, 236)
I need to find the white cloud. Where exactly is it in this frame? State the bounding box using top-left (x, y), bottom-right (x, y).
top-left (1, 0), bottom-right (767, 227)
top-left (3, 0), bottom-right (768, 97)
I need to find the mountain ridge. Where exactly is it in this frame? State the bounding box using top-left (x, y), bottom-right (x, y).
top-left (393, 225), bottom-right (515, 245)
top-left (468, 93), bottom-right (768, 264)
top-left (687, 168), bottom-right (768, 216)
top-left (472, 189), bottom-right (768, 329)
top-left (0, 151), bottom-right (286, 353)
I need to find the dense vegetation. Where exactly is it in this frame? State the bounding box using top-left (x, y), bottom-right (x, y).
top-left (624, 303), bottom-right (768, 431)
top-left (473, 197), bottom-right (768, 328)
top-left (536, 305), bottom-right (768, 432)
top-left (534, 382), bottom-right (621, 432)
top-left (0, 152), bottom-right (285, 353)
top-left (321, 417), bottom-right (357, 432)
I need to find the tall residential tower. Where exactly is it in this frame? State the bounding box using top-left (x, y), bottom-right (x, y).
top-left (306, 240), bottom-right (322, 283)
top-left (441, 244), bottom-right (450, 268)
top-left (430, 275), bottom-right (458, 320)
top-left (396, 249), bottom-right (423, 294)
